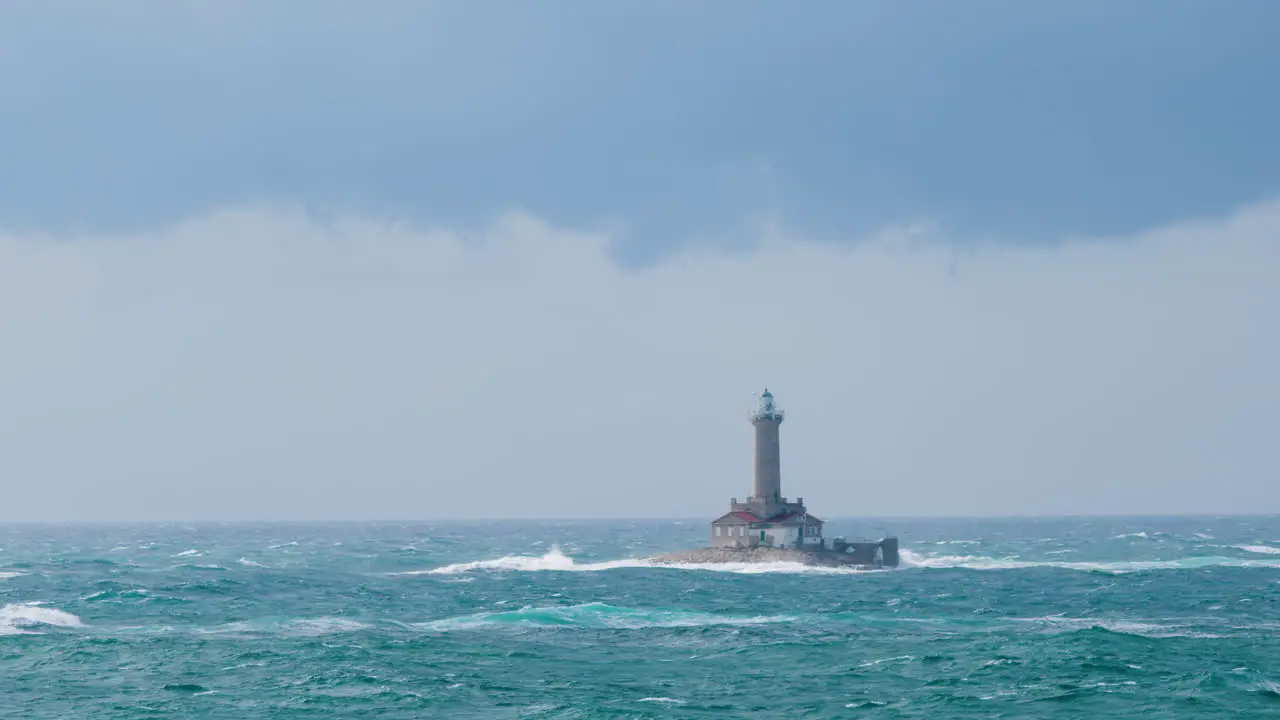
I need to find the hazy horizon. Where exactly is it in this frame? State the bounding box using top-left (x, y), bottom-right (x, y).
top-left (3, 513), bottom-right (1279, 526)
top-left (2, 3), bottom-right (1277, 521)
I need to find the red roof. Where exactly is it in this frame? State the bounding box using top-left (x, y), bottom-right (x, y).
top-left (732, 511), bottom-right (762, 522)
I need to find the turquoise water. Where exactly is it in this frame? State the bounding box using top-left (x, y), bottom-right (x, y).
top-left (3, 517), bottom-right (1279, 718)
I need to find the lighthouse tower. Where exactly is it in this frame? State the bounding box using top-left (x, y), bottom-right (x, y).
top-left (750, 389), bottom-right (785, 513)
top-left (710, 389), bottom-right (823, 548)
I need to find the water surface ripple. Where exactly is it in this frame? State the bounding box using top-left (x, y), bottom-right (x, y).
top-left (2, 517), bottom-right (1279, 718)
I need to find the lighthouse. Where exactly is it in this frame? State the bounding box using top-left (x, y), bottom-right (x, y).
top-left (710, 389), bottom-right (824, 548)
top-left (640, 384), bottom-right (901, 563)
top-left (646, 387), bottom-right (899, 567)
top-left (750, 389), bottom-right (785, 509)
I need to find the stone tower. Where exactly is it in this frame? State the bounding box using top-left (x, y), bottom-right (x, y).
top-left (749, 389), bottom-right (785, 512)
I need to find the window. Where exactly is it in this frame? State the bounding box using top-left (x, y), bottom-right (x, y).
top-left (715, 526), bottom-right (721, 537)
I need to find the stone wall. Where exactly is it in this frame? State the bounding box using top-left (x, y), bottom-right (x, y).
top-left (649, 541), bottom-right (900, 568)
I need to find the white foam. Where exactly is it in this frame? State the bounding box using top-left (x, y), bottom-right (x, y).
top-left (901, 548), bottom-right (1280, 571)
top-left (406, 546), bottom-right (887, 576)
top-left (237, 558), bottom-right (269, 568)
top-left (1256, 679), bottom-right (1280, 696)
top-left (900, 550), bottom-right (995, 568)
top-left (1236, 545), bottom-right (1280, 555)
top-left (0, 571), bottom-right (24, 581)
top-left (898, 548), bottom-right (1280, 573)
top-left (403, 544), bottom-right (1280, 577)
top-left (412, 546), bottom-right (633, 574)
top-left (171, 549), bottom-right (202, 558)
top-left (859, 654), bottom-right (915, 667)
top-left (287, 618), bottom-right (370, 636)
top-left (203, 617), bottom-right (370, 637)
top-left (1016, 615), bottom-right (1221, 639)
top-left (0, 603), bottom-right (83, 635)
top-left (269, 542), bottom-right (298, 549)
top-left (637, 697), bottom-right (686, 704)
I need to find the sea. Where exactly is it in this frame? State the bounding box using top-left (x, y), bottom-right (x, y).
top-left (2, 516), bottom-right (1279, 719)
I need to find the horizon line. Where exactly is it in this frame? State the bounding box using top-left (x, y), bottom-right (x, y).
top-left (2, 512), bottom-right (1277, 526)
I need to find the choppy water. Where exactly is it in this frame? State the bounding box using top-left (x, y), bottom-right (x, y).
top-left (2, 517), bottom-right (1280, 718)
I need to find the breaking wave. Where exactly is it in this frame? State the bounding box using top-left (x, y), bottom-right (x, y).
top-left (0, 571), bottom-right (24, 581)
top-left (1015, 615), bottom-right (1222, 639)
top-left (405, 546), bottom-right (882, 576)
top-left (201, 617), bottom-right (371, 637)
top-left (409, 546), bottom-right (639, 574)
top-left (175, 563), bottom-right (227, 572)
top-left (406, 544), bottom-right (1280, 578)
top-left (413, 602), bottom-right (796, 631)
top-left (899, 549), bottom-right (1280, 573)
top-left (1235, 545), bottom-right (1280, 555)
top-left (0, 603), bottom-right (84, 635)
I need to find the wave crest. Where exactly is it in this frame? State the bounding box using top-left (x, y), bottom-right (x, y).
top-left (201, 616), bottom-right (370, 637)
top-left (404, 544), bottom-right (1280, 577)
top-left (1017, 615), bottom-right (1221, 639)
top-left (899, 549), bottom-right (1280, 573)
top-left (406, 546), bottom-right (884, 576)
top-left (0, 603), bottom-right (84, 635)
top-left (412, 546), bottom-right (635, 574)
top-left (1235, 545), bottom-right (1280, 555)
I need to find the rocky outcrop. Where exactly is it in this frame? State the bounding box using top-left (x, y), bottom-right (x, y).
top-left (646, 546), bottom-right (885, 568)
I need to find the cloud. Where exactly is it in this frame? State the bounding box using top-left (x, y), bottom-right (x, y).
top-left (1, 202), bottom-right (1277, 521)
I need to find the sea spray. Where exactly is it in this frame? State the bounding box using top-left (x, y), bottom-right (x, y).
top-left (405, 546), bottom-right (885, 576)
top-left (0, 604), bottom-right (83, 635)
top-left (897, 548), bottom-right (1280, 572)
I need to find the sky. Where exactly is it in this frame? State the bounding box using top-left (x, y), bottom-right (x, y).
top-left (0, 2), bottom-right (1277, 521)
